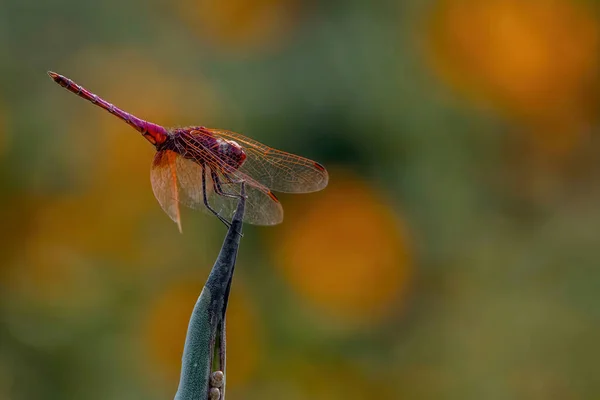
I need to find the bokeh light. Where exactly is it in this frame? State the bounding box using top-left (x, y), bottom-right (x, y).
top-left (178, 0), bottom-right (300, 52)
top-left (270, 169), bottom-right (412, 326)
top-left (426, 0), bottom-right (599, 156)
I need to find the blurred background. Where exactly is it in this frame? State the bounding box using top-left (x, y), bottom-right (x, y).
top-left (1, 0), bottom-right (600, 398)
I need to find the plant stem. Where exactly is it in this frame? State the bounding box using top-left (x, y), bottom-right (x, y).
top-left (174, 183), bottom-right (246, 400)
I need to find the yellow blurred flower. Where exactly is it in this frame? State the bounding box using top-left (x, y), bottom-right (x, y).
top-left (178, 0), bottom-right (300, 52)
top-left (270, 169), bottom-right (412, 326)
top-left (426, 0), bottom-right (599, 155)
top-left (142, 278), bottom-right (260, 389)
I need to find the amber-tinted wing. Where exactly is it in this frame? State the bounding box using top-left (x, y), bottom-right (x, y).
top-left (150, 150), bottom-right (183, 232)
top-left (151, 149), bottom-right (283, 228)
top-left (204, 128), bottom-right (329, 193)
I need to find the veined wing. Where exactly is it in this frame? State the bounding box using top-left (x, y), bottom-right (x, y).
top-left (150, 149), bottom-right (283, 228)
top-left (202, 128), bottom-right (329, 193)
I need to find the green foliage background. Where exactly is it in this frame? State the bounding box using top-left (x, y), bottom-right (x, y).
top-left (1, 0), bottom-right (599, 399)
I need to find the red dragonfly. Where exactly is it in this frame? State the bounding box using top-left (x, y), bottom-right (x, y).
top-left (47, 71), bottom-right (328, 232)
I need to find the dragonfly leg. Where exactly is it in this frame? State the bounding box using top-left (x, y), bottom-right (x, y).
top-left (210, 171), bottom-right (244, 237)
top-left (211, 171), bottom-right (244, 200)
top-left (202, 167), bottom-right (231, 229)
top-left (218, 173), bottom-right (248, 199)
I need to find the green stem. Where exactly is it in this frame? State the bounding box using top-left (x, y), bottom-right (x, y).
top-left (174, 184), bottom-right (246, 400)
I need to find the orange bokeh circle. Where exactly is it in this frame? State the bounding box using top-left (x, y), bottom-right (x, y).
top-left (426, 0), bottom-right (599, 127)
top-left (271, 169), bottom-right (412, 325)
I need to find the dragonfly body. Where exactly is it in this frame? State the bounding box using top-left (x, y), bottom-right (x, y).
top-left (47, 71), bottom-right (328, 231)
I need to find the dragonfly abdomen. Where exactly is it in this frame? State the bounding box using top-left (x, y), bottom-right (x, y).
top-left (47, 71), bottom-right (167, 146)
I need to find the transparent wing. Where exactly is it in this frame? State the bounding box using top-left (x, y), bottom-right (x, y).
top-left (152, 149), bottom-right (283, 226)
top-left (175, 154), bottom-right (284, 225)
top-left (203, 128), bottom-right (329, 193)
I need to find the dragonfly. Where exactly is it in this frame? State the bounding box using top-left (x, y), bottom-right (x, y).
top-left (47, 71), bottom-right (328, 232)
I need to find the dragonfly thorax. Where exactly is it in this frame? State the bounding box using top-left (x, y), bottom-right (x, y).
top-left (215, 138), bottom-right (247, 169)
